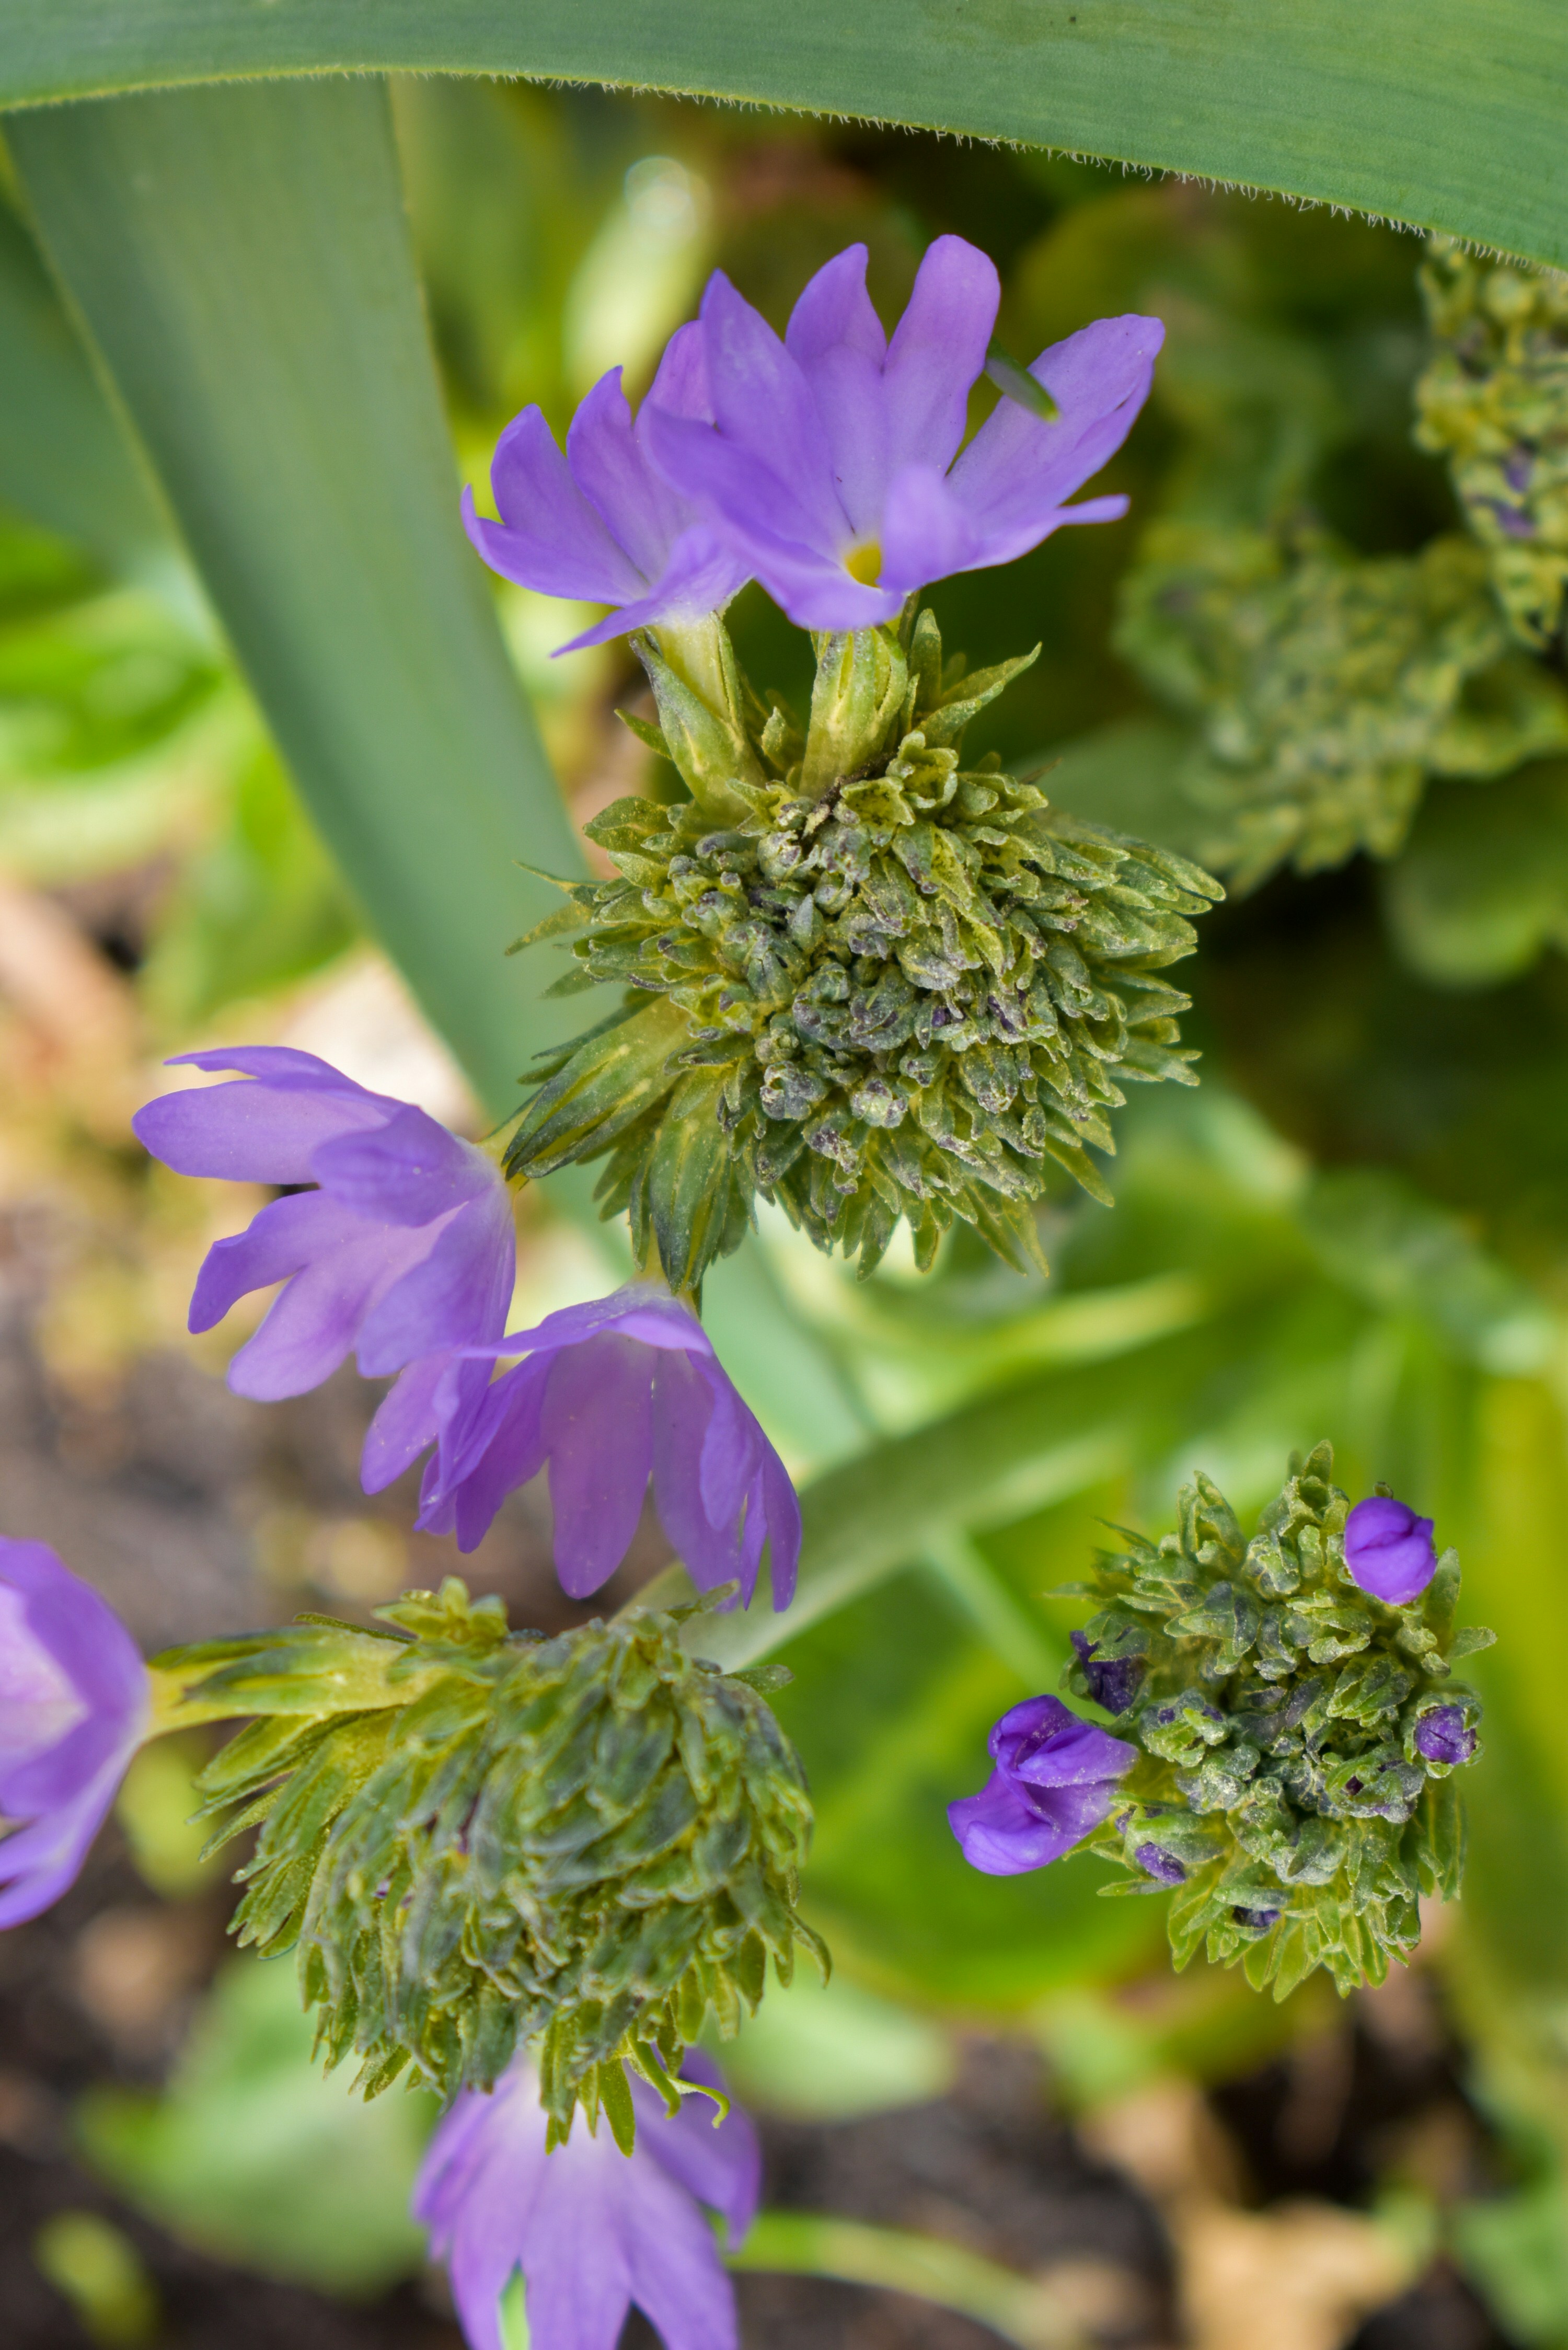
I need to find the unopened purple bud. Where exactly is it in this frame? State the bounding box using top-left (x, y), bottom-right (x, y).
top-left (1344, 1494), bottom-right (1438, 1605)
top-left (1415, 1705), bottom-right (1477, 1767)
top-left (1070, 1630), bottom-right (1144, 1715)
top-left (1491, 502), bottom-right (1537, 540)
top-left (1134, 1842), bottom-right (1186, 1887)
top-left (1231, 1905), bottom-right (1281, 1932)
top-left (1504, 446), bottom-right (1534, 494)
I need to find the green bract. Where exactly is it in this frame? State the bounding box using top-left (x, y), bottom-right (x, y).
top-left (1116, 521), bottom-right (1568, 891)
top-left (1065, 1444), bottom-right (1490, 1998)
top-left (504, 606), bottom-right (1223, 1289)
top-left (165, 1582), bottom-right (818, 2144)
top-left (1416, 239), bottom-right (1568, 652)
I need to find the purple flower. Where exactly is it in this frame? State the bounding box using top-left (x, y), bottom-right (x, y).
top-left (1414, 1704), bottom-right (1478, 1767)
top-left (0, 1538), bottom-right (146, 1928)
top-left (1070, 1629), bottom-right (1144, 1715)
top-left (413, 2051), bottom-right (759, 2350)
top-left (134, 1053), bottom-right (514, 1470)
top-left (1134, 1841), bottom-right (1187, 1887)
top-left (644, 236), bottom-right (1162, 630)
top-left (463, 325), bottom-right (750, 652)
top-left (1344, 1494), bottom-right (1438, 1606)
top-left (367, 1283), bottom-right (800, 1609)
top-left (948, 1694), bottom-right (1136, 1877)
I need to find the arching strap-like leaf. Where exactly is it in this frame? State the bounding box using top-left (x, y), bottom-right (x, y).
top-left (2, 2), bottom-right (1566, 268)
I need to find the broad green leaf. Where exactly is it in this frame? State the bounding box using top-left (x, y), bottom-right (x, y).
top-left (0, 197), bottom-right (170, 580)
top-left (2, 7), bottom-right (1567, 269)
top-left (8, 77), bottom-right (585, 1119)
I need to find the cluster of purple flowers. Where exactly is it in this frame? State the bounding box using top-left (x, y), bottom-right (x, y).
top-left (133, 1048), bottom-right (799, 1610)
top-left (464, 233), bottom-right (1162, 642)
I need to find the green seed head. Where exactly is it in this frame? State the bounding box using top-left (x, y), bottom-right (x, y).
top-left (186, 1582), bottom-right (820, 2139)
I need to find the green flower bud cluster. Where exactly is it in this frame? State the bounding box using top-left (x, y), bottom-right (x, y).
top-left (163, 1581), bottom-right (818, 2144)
top-left (505, 605), bottom-right (1221, 1288)
top-left (1064, 1444), bottom-right (1491, 1998)
top-left (1415, 238), bottom-right (1568, 651)
top-left (1116, 521), bottom-right (1568, 891)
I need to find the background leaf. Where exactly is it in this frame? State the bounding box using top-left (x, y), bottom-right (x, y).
top-left (3, 5), bottom-right (1568, 268)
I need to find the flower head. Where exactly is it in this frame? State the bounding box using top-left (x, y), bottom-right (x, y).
top-left (0, 1539), bottom-right (146, 1928)
top-left (1414, 1703), bottom-right (1478, 1767)
top-left (948, 1694), bottom-right (1136, 1877)
top-left (413, 2051), bottom-right (760, 2350)
top-left (134, 1051), bottom-right (514, 1459)
top-left (645, 235), bottom-right (1162, 629)
top-left (1344, 1493), bottom-right (1438, 1605)
top-left (370, 1283), bottom-right (799, 1608)
top-left (463, 325), bottom-right (750, 652)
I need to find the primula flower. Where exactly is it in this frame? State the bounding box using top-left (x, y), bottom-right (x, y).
top-left (0, 1538), bottom-right (146, 1928)
top-left (413, 2051), bottom-right (759, 2350)
top-left (948, 1694), bottom-right (1136, 1876)
top-left (366, 1283), bottom-right (800, 1609)
top-left (644, 234), bottom-right (1162, 630)
top-left (1414, 1704), bottom-right (1478, 1767)
top-left (463, 324), bottom-right (750, 652)
top-left (134, 1052), bottom-right (514, 1450)
top-left (1344, 1494), bottom-right (1438, 1605)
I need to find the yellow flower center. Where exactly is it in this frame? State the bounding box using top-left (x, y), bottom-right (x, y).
top-left (844, 540), bottom-right (883, 586)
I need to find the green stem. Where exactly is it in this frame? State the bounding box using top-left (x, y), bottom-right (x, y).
top-left (920, 1529), bottom-right (1066, 1691)
top-left (731, 2212), bottom-right (1091, 2350)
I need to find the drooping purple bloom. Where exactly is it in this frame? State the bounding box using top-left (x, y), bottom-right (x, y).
top-left (1344, 1494), bottom-right (1438, 1606)
top-left (413, 2051), bottom-right (759, 2350)
top-left (0, 1538), bottom-right (146, 1928)
top-left (134, 1053), bottom-right (514, 1469)
top-left (948, 1694), bottom-right (1136, 1877)
top-left (365, 1283), bottom-right (800, 1609)
top-left (1070, 1629), bottom-right (1144, 1715)
top-left (1414, 1704), bottom-right (1478, 1767)
top-left (644, 235), bottom-right (1162, 630)
top-left (463, 325), bottom-right (751, 652)
top-left (1134, 1841), bottom-right (1186, 1887)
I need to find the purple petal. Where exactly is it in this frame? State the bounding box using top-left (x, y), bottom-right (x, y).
top-left (188, 1189), bottom-right (372, 1333)
top-left (487, 1282), bottom-right (713, 1363)
top-left (1344, 1495), bottom-right (1438, 1606)
top-left (554, 524), bottom-right (751, 655)
top-left (646, 320), bottom-right (717, 424)
top-left (948, 1768), bottom-right (1087, 1875)
top-left (631, 2052), bottom-right (760, 2251)
top-left (650, 1349), bottom-right (739, 1593)
top-left (312, 1105), bottom-right (494, 1225)
top-left (361, 1351), bottom-right (462, 1493)
top-left (540, 1335), bottom-right (655, 1597)
top-left (786, 246), bottom-right (890, 538)
top-left (644, 407), bottom-right (845, 577)
top-left (950, 314), bottom-right (1163, 552)
top-left (567, 367), bottom-right (688, 587)
top-left (354, 1183), bottom-right (514, 1377)
top-left (881, 234), bottom-right (999, 479)
top-left (134, 1064), bottom-right (387, 1184)
top-left (466, 405), bottom-right (645, 603)
top-left (617, 2155), bottom-right (739, 2350)
top-left (415, 1355), bottom-right (551, 1550)
top-left (879, 463), bottom-right (984, 600)
top-left (226, 1217), bottom-right (438, 1401)
top-left (991, 1694), bottom-right (1137, 1788)
top-left (698, 272), bottom-right (848, 548)
top-left (758, 1449), bottom-right (801, 1610)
